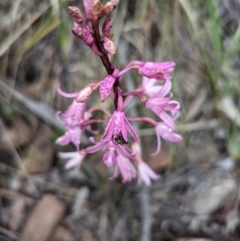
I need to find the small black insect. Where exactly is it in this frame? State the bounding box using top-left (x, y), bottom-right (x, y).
top-left (113, 135), bottom-right (128, 146)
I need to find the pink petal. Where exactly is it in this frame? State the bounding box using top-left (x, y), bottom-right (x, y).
top-left (70, 129), bottom-right (82, 147)
top-left (147, 96), bottom-right (171, 106)
top-left (56, 134), bottom-right (71, 146)
top-left (83, 0), bottom-right (92, 20)
top-left (163, 133), bottom-right (182, 142)
top-left (102, 115), bottom-right (115, 140)
top-left (112, 111), bottom-right (124, 137)
top-left (116, 156), bottom-right (137, 182)
top-left (163, 101), bottom-right (181, 111)
top-left (57, 83), bottom-right (78, 98)
top-left (138, 61), bottom-right (175, 80)
top-left (124, 116), bottom-right (140, 142)
top-left (151, 130), bottom-right (162, 156)
top-left (99, 75), bottom-right (116, 101)
top-left (85, 139), bottom-right (109, 153)
top-left (117, 145), bottom-right (136, 159)
top-left (159, 111), bottom-right (175, 129)
top-left (103, 147), bottom-right (117, 167)
top-left (154, 79), bottom-right (172, 98)
top-left (102, 18), bottom-right (113, 37)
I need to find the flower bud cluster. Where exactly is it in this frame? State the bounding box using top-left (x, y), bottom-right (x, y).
top-left (56, 0), bottom-right (182, 186)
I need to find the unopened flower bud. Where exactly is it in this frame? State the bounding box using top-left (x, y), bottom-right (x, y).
top-left (103, 37), bottom-right (116, 55)
top-left (76, 83), bottom-right (99, 102)
top-left (72, 24), bottom-right (84, 39)
top-left (72, 25), bottom-right (93, 45)
top-left (103, 2), bottom-right (114, 14)
top-left (72, 24), bottom-right (101, 55)
top-left (83, 0), bottom-right (93, 20)
top-left (102, 18), bottom-right (113, 38)
top-left (103, 0), bottom-right (119, 14)
top-left (90, 0), bottom-right (104, 20)
top-left (76, 87), bottom-right (93, 102)
top-left (68, 6), bottom-right (84, 24)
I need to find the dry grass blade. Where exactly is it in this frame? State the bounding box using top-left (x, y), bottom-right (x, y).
top-left (0, 80), bottom-right (63, 130)
top-left (0, 3), bottom-right (50, 57)
top-left (17, 17), bottom-right (61, 57)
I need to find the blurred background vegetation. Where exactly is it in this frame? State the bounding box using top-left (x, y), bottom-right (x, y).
top-left (0, 0), bottom-right (240, 240)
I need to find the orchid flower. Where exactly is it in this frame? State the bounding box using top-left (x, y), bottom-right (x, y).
top-left (110, 155), bottom-right (137, 182)
top-left (145, 79), bottom-right (180, 129)
top-left (152, 122), bottom-right (182, 156)
top-left (132, 142), bottom-right (159, 186)
top-left (117, 61), bottom-right (175, 81)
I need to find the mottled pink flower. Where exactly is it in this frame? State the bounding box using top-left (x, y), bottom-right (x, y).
top-left (56, 84), bottom-right (93, 149)
top-left (138, 61), bottom-right (175, 80)
top-left (102, 110), bottom-right (140, 143)
top-left (57, 99), bottom-right (87, 126)
top-left (85, 93), bottom-right (138, 159)
top-left (99, 68), bottom-right (119, 101)
top-left (131, 142), bottom-right (159, 186)
top-left (110, 155), bottom-right (137, 182)
top-left (146, 99), bottom-right (180, 129)
top-left (145, 79), bottom-right (180, 128)
top-left (58, 151), bottom-right (86, 169)
top-left (101, 91), bottom-right (140, 143)
top-left (57, 83), bottom-right (93, 125)
top-left (152, 122), bottom-right (182, 156)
